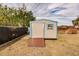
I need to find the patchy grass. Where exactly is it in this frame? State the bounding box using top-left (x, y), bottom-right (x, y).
top-left (0, 34), bottom-right (79, 56)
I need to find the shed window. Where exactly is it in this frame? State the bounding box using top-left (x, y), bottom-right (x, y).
top-left (48, 24), bottom-right (53, 30)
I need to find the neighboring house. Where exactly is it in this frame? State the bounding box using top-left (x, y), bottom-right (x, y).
top-left (30, 19), bottom-right (58, 39)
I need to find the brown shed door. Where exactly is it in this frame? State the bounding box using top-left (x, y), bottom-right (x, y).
top-left (32, 22), bottom-right (44, 38)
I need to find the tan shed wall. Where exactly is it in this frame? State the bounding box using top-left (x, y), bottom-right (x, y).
top-left (31, 22), bottom-right (44, 38)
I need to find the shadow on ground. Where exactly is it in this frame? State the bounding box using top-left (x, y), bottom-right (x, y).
top-left (0, 35), bottom-right (26, 51)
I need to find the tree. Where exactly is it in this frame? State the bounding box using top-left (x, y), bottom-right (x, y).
top-left (72, 17), bottom-right (79, 26)
top-left (0, 4), bottom-right (35, 27)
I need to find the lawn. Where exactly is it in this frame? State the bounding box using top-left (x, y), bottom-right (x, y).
top-left (0, 34), bottom-right (79, 56)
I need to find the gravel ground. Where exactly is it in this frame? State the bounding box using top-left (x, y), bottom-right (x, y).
top-left (0, 34), bottom-right (79, 56)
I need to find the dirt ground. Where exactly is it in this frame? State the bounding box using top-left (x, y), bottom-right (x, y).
top-left (0, 34), bottom-right (79, 56)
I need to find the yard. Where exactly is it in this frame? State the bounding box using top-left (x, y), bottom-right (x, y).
top-left (0, 34), bottom-right (79, 56)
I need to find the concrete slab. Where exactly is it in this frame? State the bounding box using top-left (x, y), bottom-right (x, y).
top-left (28, 38), bottom-right (45, 47)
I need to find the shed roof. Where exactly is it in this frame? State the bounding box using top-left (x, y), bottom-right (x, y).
top-left (31, 19), bottom-right (58, 23)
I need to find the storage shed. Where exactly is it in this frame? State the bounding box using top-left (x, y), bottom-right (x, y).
top-left (28, 19), bottom-right (58, 47)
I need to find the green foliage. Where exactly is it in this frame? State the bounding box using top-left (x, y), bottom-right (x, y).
top-left (0, 4), bottom-right (35, 27)
top-left (72, 17), bottom-right (79, 26)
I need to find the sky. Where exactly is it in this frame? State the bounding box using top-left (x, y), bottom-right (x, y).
top-left (1, 3), bottom-right (79, 26)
